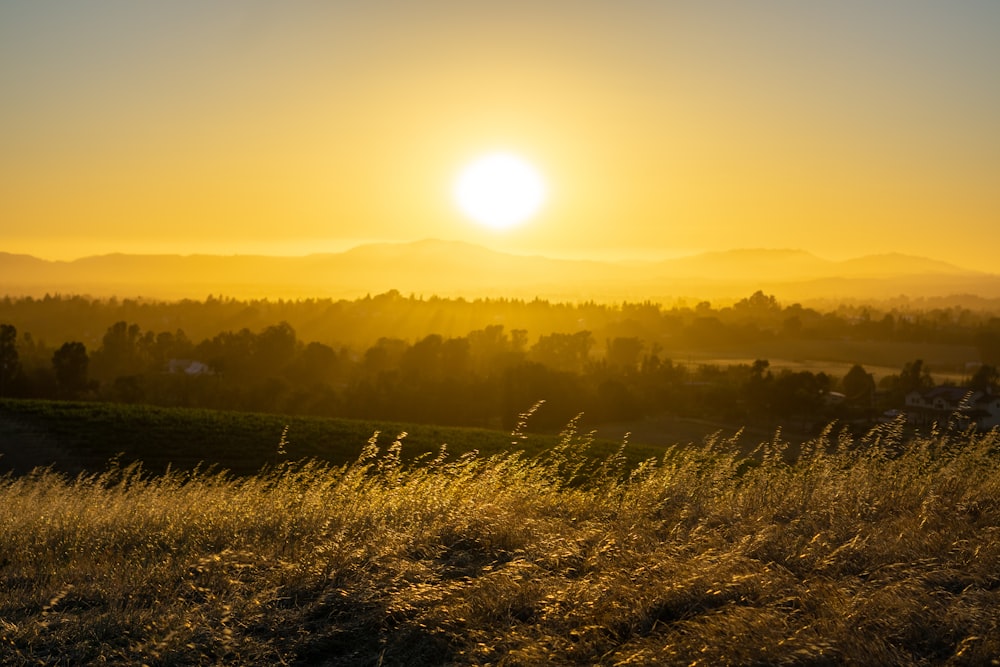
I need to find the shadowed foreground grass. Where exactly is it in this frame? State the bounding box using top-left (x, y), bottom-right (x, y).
top-left (1, 418), bottom-right (999, 665)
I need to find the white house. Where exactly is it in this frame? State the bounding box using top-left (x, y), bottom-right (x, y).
top-left (967, 394), bottom-right (1000, 430)
top-left (166, 359), bottom-right (213, 375)
top-left (905, 386), bottom-right (1000, 430)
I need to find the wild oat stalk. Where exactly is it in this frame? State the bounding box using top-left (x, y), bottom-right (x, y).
top-left (1, 419), bottom-right (999, 665)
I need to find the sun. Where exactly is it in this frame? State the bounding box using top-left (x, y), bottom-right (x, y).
top-left (453, 152), bottom-right (547, 230)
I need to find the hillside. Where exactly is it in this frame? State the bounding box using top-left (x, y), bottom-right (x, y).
top-left (2, 419), bottom-right (998, 664)
top-left (0, 399), bottom-right (659, 477)
top-left (3, 240), bottom-right (999, 302)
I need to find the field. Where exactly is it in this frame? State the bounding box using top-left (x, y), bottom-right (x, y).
top-left (0, 399), bottom-right (667, 478)
top-left (1, 404), bottom-right (999, 665)
top-left (672, 338), bottom-right (981, 384)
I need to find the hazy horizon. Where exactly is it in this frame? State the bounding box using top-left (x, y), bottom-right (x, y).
top-left (4, 238), bottom-right (997, 275)
top-left (3, 238), bottom-right (995, 275)
top-left (4, 238), bottom-right (1000, 306)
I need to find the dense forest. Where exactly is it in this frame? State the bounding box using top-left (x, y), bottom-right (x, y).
top-left (2, 291), bottom-right (1000, 431)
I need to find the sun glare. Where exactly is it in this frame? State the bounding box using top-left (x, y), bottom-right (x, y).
top-left (453, 152), bottom-right (547, 230)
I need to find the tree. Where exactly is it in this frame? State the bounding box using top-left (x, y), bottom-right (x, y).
top-left (770, 370), bottom-right (825, 418)
top-left (530, 331), bottom-right (593, 373)
top-left (501, 362), bottom-right (587, 430)
top-left (969, 364), bottom-right (999, 393)
top-left (975, 328), bottom-right (1000, 366)
top-left (841, 364), bottom-right (876, 408)
top-left (439, 337), bottom-right (471, 379)
top-left (255, 321), bottom-right (298, 376)
top-left (198, 328), bottom-right (256, 379)
top-left (363, 337), bottom-right (408, 376)
top-left (401, 334), bottom-right (445, 381)
top-left (93, 321), bottom-right (144, 380)
top-left (881, 359), bottom-right (935, 405)
top-left (750, 359), bottom-right (771, 381)
top-left (286, 341), bottom-right (341, 387)
top-left (147, 329), bottom-right (194, 369)
top-left (742, 359), bottom-right (773, 417)
top-left (605, 337), bottom-right (644, 374)
top-left (596, 378), bottom-right (643, 422)
top-left (467, 325), bottom-right (514, 375)
top-left (899, 359), bottom-right (934, 394)
top-left (53, 342), bottom-right (90, 398)
top-left (1, 323), bottom-right (22, 397)
top-left (734, 290), bottom-right (781, 316)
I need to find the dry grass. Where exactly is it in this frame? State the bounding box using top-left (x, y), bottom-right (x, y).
top-left (2, 417), bottom-right (999, 665)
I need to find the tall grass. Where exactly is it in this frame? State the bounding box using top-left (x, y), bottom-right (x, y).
top-left (1, 418), bottom-right (999, 665)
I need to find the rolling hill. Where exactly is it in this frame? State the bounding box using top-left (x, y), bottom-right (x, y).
top-left (2, 239), bottom-right (998, 303)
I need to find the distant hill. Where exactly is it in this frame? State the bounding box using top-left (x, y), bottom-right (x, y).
top-left (833, 253), bottom-right (972, 277)
top-left (2, 240), bottom-right (999, 303)
top-left (655, 248), bottom-right (838, 282)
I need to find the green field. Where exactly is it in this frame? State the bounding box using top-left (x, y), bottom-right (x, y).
top-left (671, 338), bottom-right (980, 383)
top-left (0, 399), bottom-right (666, 477)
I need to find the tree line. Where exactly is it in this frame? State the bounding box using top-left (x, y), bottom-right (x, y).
top-left (3, 290), bottom-right (1000, 362)
top-left (3, 313), bottom-right (997, 432)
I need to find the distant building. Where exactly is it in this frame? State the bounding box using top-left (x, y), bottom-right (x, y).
top-left (823, 391), bottom-right (846, 407)
top-left (166, 359), bottom-right (213, 375)
top-left (965, 394), bottom-right (1000, 430)
top-left (904, 386), bottom-right (1000, 430)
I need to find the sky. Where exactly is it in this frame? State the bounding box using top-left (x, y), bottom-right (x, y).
top-left (2, 1), bottom-right (998, 271)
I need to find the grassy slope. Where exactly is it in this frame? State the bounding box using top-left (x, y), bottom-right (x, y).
top-left (0, 398), bottom-right (662, 476)
top-left (1, 420), bottom-right (999, 665)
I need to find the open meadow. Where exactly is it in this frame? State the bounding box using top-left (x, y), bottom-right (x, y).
top-left (0, 399), bottom-right (662, 477)
top-left (2, 410), bottom-right (999, 665)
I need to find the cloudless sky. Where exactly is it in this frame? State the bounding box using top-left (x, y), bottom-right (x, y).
top-left (2, 1), bottom-right (998, 270)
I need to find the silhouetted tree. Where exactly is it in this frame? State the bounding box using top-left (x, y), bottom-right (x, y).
top-left (502, 362), bottom-right (588, 430)
top-left (286, 341), bottom-right (341, 387)
top-left (197, 328), bottom-right (256, 379)
top-left (53, 341), bottom-right (90, 398)
top-left (596, 379), bottom-right (643, 422)
top-left (256, 321), bottom-right (298, 374)
top-left (605, 337), bottom-right (643, 374)
top-left (147, 329), bottom-right (194, 369)
top-left (111, 375), bottom-right (144, 403)
top-left (743, 359), bottom-right (773, 417)
top-left (363, 337), bottom-right (408, 377)
top-left (975, 328), bottom-right (1000, 366)
top-left (0, 323), bottom-right (23, 397)
top-left (530, 331), bottom-right (593, 373)
top-left (92, 321), bottom-right (145, 381)
top-left (842, 364), bottom-right (876, 408)
top-left (770, 371), bottom-right (825, 419)
top-left (686, 317), bottom-right (727, 345)
top-left (899, 359), bottom-right (935, 394)
top-left (401, 334), bottom-right (445, 381)
top-left (734, 291), bottom-right (781, 319)
top-left (881, 359), bottom-right (935, 405)
top-left (439, 337), bottom-right (471, 379)
top-left (969, 364), bottom-right (999, 393)
top-left (467, 325), bottom-right (520, 375)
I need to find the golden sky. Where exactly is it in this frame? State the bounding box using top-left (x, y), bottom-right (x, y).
top-left (2, 1), bottom-right (998, 271)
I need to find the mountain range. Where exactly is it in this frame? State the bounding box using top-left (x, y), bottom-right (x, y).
top-left (2, 239), bottom-right (999, 305)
